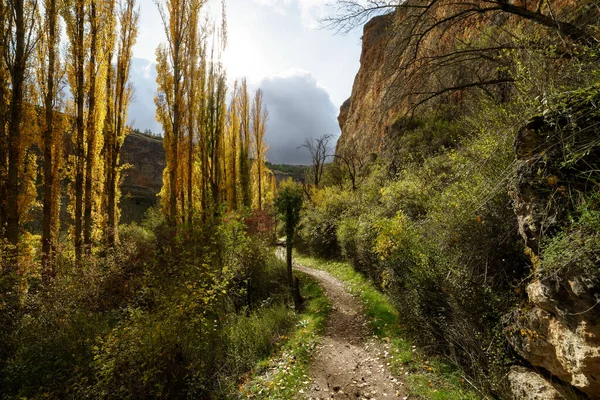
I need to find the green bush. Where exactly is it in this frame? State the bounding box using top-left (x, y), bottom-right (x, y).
top-left (1, 211), bottom-right (300, 399)
top-left (298, 187), bottom-right (355, 258)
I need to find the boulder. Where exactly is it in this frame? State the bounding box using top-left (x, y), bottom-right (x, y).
top-left (508, 366), bottom-right (565, 400)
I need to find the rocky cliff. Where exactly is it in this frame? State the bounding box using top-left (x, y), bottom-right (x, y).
top-left (336, 0), bottom-right (586, 157)
top-left (338, 2), bottom-right (599, 398)
top-left (507, 89), bottom-right (600, 399)
top-left (336, 13), bottom-right (397, 154)
top-left (119, 133), bottom-right (165, 223)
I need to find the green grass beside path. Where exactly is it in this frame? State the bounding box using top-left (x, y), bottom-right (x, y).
top-left (240, 275), bottom-right (330, 399)
top-left (294, 253), bottom-right (482, 400)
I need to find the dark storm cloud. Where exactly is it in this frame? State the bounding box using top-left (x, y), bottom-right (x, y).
top-left (259, 72), bottom-right (340, 165)
top-left (127, 60), bottom-right (341, 165)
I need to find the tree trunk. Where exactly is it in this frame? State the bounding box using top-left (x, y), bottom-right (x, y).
top-left (286, 234), bottom-right (293, 288)
top-left (105, 54), bottom-right (116, 246)
top-left (231, 130), bottom-right (237, 210)
top-left (74, 0), bottom-right (85, 263)
top-left (6, 0), bottom-right (27, 268)
top-left (170, 54), bottom-right (180, 227)
top-left (41, 0), bottom-right (58, 280)
top-left (0, 76), bottom-right (8, 235)
top-left (84, 1), bottom-right (98, 252)
top-left (187, 124), bottom-right (193, 224)
top-left (257, 163), bottom-right (262, 210)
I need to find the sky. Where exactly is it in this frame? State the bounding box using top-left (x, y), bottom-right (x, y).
top-left (128, 0), bottom-right (362, 164)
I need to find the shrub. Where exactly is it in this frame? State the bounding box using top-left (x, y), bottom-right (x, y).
top-left (1, 211), bottom-right (298, 399)
top-left (298, 186), bottom-right (354, 258)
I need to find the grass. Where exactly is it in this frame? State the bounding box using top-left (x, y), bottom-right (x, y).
top-left (294, 253), bottom-right (481, 400)
top-left (239, 274), bottom-right (330, 399)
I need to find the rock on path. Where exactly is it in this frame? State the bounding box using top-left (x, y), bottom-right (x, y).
top-left (294, 263), bottom-right (406, 400)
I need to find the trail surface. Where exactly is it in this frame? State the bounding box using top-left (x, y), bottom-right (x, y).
top-left (293, 262), bottom-right (406, 400)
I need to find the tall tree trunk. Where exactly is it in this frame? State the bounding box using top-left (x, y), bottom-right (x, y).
top-left (74, 0), bottom-right (86, 263)
top-left (5, 0), bottom-right (27, 268)
top-left (84, 1), bottom-right (98, 252)
top-left (0, 8), bottom-right (7, 231)
top-left (170, 58), bottom-right (180, 226)
top-left (187, 124), bottom-right (193, 223)
top-left (178, 123), bottom-right (185, 223)
top-left (105, 55), bottom-right (116, 246)
top-left (42, 0), bottom-right (58, 280)
top-left (257, 163), bottom-right (262, 210)
top-left (200, 109), bottom-right (209, 218)
top-left (230, 124), bottom-right (237, 210)
top-left (286, 233), bottom-right (293, 287)
top-left (0, 75), bottom-right (7, 234)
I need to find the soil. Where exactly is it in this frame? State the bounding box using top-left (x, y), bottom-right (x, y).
top-left (293, 263), bottom-right (407, 400)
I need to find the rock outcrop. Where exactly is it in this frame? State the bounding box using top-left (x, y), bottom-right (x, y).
top-left (512, 91), bottom-right (600, 254)
top-left (120, 133), bottom-right (165, 222)
top-left (507, 88), bottom-right (600, 398)
top-left (507, 274), bottom-right (600, 398)
top-left (336, 13), bottom-right (397, 154)
top-left (336, 0), bottom-right (586, 157)
top-left (508, 366), bottom-right (566, 400)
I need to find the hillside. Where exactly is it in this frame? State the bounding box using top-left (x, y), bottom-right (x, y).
top-left (308, 1), bottom-right (600, 398)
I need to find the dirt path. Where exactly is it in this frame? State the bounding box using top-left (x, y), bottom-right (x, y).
top-left (294, 263), bottom-right (406, 400)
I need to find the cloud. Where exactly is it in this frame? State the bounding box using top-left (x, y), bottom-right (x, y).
top-left (126, 59), bottom-right (341, 165)
top-left (128, 58), bottom-right (162, 134)
top-left (249, 0), bottom-right (330, 28)
top-left (250, 0), bottom-right (292, 15)
top-left (296, 0), bottom-right (329, 28)
top-left (259, 71), bottom-right (340, 165)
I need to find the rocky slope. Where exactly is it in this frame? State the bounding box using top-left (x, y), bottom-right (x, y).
top-left (506, 91), bottom-right (600, 399)
top-left (337, 2), bottom-right (599, 398)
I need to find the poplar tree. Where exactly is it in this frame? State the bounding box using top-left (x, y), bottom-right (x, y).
top-left (39, 0), bottom-right (63, 277)
top-left (238, 78), bottom-right (251, 209)
top-left (83, 0), bottom-right (102, 250)
top-left (183, 4), bottom-right (199, 223)
top-left (155, 0), bottom-right (195, 226)
top-left (0, 3), bottom-right (10, 238)
top-left (63, 0), bottom-right (87, 262)
top-left (251, 88), bottom-right (268, 210)
top-left (204, 49), bottom-right (227, 212)
top-left (106, 0), bottom-right (138, 245)
top-left (226, 81), bottom-right (240, 210)
top-left (2, 0), bottom-right (38, 266)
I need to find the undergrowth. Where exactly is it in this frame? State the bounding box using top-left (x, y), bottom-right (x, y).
top-left (0, 212), bottom-right (304, 399)
top-left (294, 254), bottom-right (481, 400)
top-left (241, 276), bottom-right (330, 399)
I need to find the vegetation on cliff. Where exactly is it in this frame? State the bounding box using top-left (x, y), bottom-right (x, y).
top-left (297, 1), bottom-right (600, 397)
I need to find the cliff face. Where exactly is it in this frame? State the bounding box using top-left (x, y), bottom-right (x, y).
top-left (336, 0), bottom-right (584, 156)
top-left (119, 133), bottom-right (165, 223)
top-left (336, 4), bottom-right (487, 154)
top-left (336, 13), bottom-right (397, 154)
